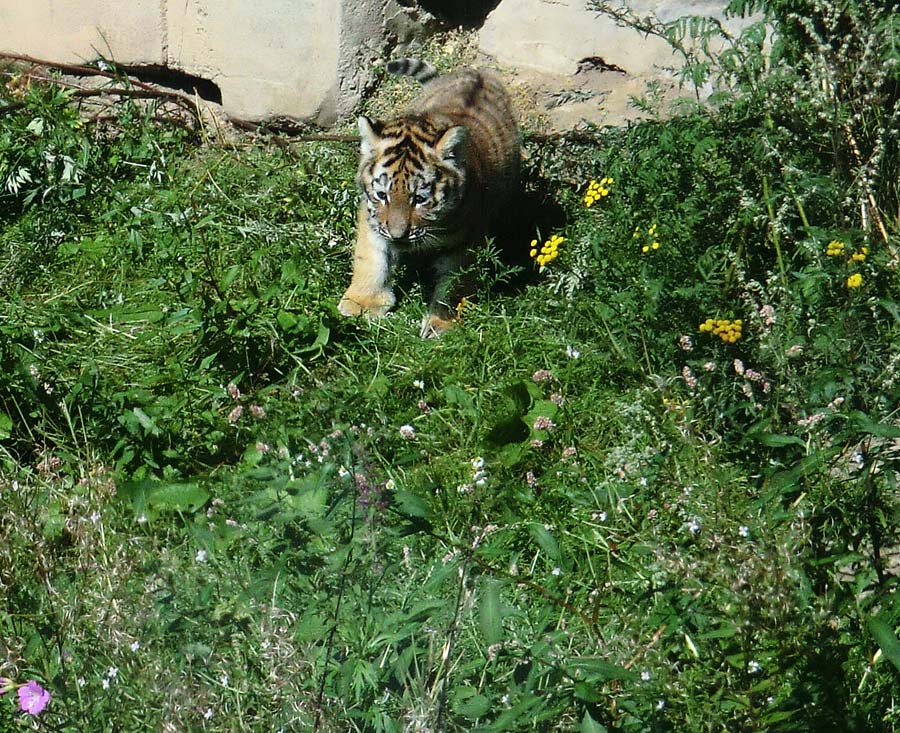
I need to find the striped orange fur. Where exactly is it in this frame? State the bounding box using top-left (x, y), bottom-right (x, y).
top-left (338, 59), bottom-right (520, 337)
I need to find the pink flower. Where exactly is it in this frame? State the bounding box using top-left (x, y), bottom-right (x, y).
top-left (18, 680), bottom-right (50, 715)
top-left (532, 369), bottom-right (553, 383)
top-left (399, 424), bottom-right (416, 440)
top-left (227, 382), bottom-right (241, 400)
top-left (249, 404), bottom-right (266, 420)
top-left (227, 405), bottom-right (243, 424)
top-left (533, 415), bottom-right (556, 431)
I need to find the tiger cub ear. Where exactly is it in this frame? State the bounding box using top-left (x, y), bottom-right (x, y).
top-left (435, 126), bottom-right (468, 163)
top-left (358, 116), bottom-right (382, 157)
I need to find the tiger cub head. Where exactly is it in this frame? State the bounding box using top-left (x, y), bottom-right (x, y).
top-left (357, 115), bottom-right (469, 247)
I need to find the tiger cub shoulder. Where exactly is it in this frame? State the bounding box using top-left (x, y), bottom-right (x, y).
top-left (338, 58), bottom-right (520, 338)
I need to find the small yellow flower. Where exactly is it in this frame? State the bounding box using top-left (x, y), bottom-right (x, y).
top-left (531, 234), bottom-right (564, 267)
top-left (847, 273), bottom-right (863, 288)
top-left (584, 177), bottom-right (614, 207)
top-left (826, 240), bottom-right (845, 257)
top-left (636, 222), bottom-right (662, 253)
top-left (700, 317), bottom-right (742, 342)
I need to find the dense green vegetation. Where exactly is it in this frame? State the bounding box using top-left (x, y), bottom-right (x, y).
top-left (2, 0), bottom-right (899, 730)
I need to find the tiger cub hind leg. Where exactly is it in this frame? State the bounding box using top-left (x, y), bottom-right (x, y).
top-left (419, 249), bottom-right (473, 338)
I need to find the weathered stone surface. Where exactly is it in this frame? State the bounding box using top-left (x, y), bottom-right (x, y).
top-left (0, 0), bottom-right (759, 129)
top-left (478, 0), bottom-right (760, 129)
top-left (0, 3), bottom-right (164, 64)
top-left (165, 1), bottom-right (343, 123)
top-left (0, 0), bottom-right (426, 125)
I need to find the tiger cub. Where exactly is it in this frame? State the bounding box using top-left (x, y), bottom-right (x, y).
top-left (338, 58), bottom-right (520, 337)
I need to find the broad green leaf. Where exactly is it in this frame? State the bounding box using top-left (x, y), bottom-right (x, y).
top-left (132, 407), bottom-right (160, 436)
top-left (0, 410), bottom-right (11, 440)
top-left (394, 489), bottom-right (430, 518)
top-left (868, 616), bottom-right (900, 672)
top-left (755, 432), bottom-right (805, 448)
top-left (852, 412), bottom-right (900, 439)
top-left (148, 482), bottom-right (209, 513)
top-left (529, 523), bottom-right (561, 561)
top-left (567, 657), bottom-right (637, 681)
top-left (479, 578), bottom-right (503, 646)
top-left (452, 688), bottom-right (490, 720)
top-left (581, 710), bottom-right (608, 733)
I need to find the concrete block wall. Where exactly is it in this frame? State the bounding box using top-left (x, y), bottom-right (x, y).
top-left (1, 0), bottom-right (760, 129)
top-left (0, 0), bottom-right (401, 125)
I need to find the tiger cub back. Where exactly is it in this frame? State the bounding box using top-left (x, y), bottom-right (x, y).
top-left (338, 58), bottom-right (520, 337)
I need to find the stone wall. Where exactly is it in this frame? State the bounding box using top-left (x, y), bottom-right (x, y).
top-left (0, 0), bottom-right (759, 129)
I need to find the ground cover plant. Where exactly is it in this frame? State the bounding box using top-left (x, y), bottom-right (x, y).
top-left (2, 0), bottom-right (900, 730)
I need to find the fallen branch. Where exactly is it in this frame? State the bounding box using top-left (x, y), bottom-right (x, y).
top-left (0, 52), bottom-right (202, 126)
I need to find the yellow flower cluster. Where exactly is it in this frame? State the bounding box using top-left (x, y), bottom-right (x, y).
top-left (827, 239), bottom-right (869, 263)
top-left (584, 177), bottom-right (613, 207)
top-left (634, 223), bottom-right (661, 253)
top-left (826, 240), bottom-right (846, 256)
top-left (699, 318), bottom-right (743, 343)
top-left (847, 273), bottom-right (863, 288)
top-left (530, 234), bottom-right (565, 267)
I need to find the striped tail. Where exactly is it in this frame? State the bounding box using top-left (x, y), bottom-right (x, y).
top-left (386, 57), bottom-right (439, 84)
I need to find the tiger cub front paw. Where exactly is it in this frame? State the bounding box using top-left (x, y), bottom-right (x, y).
top-left (338, 289), bottom-right (396, 319)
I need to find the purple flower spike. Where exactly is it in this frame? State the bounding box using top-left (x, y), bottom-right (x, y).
top-left (18, 680), bottom-right (50, 715)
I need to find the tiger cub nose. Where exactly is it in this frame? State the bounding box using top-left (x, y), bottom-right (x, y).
top-left (387, 212), bottom-right (411, 240)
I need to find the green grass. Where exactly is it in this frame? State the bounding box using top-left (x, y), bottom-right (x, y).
top-left (3, 3), bottom-right (900, 729)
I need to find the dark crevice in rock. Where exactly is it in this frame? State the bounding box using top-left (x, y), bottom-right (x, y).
top-left (414, 0), bottom-right (502, 28)
top-left (118, 65), bottom-right (223, 105)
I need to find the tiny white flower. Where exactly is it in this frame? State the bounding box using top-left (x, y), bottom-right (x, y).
top-left (687, 519), bottom-right (701, 535)
top-left (130, 640), bottom-right (140, 652)
top-left (107, 667), bottom-right (118, 679)
top-left (748, 660), bottom-right (761, 673)
top-left (399, 424), bottom-right (416, 440)
top-left (413, 379), bottom-right (425, 390)
top-left (551, 567), bottom-right (562, 576)
top-left (471, 456), bottom-right (485, 470)
top-left (101, 678), bottom-right (110, 690)
top-left (641, 670), bottom-right (651, 681)
top-left (338, 465), bottom-right (351, 479)
top-left (385, 479), bottom-right (396, 491)
top-left (739, 525), bottom-right (750, 538)
top-left (204, 708), bottom-right (213, 720)
top-left (566, 345), bottom-right (581, 359)
top-left (220, 673), bottom-right (229, 686)
top-left (195, 549), bottom-right (208, 563)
